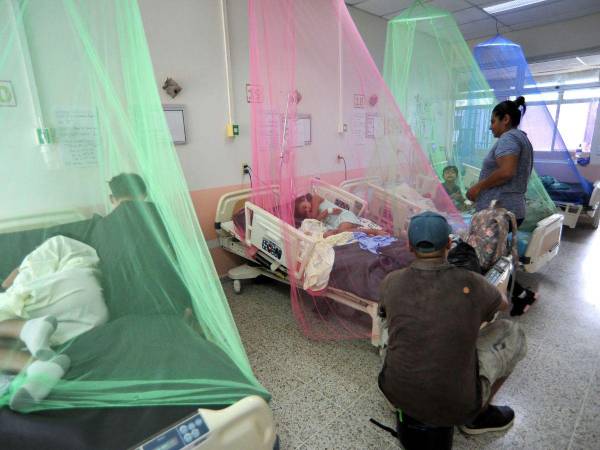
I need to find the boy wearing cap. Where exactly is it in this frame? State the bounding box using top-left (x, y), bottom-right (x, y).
top-left (378, 211), bottom-right (526, 434)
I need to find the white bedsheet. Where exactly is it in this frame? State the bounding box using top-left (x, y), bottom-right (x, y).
top-left (299, 219), bottom-right (355, 291)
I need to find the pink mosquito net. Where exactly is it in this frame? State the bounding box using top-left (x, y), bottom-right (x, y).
top-left (247, 0), bottom-right (462, 340)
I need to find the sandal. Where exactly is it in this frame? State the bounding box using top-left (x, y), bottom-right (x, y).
top-left (510, 290), bottom-right (538, 316)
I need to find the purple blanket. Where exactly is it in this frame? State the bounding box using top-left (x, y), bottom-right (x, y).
top-left (328, 239), bottom-right (414, 301)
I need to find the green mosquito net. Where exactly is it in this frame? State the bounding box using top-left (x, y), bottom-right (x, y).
top-left (0, 0), bottom-right (268, 416)
top-left (383, 1), bottom-right (555, 231)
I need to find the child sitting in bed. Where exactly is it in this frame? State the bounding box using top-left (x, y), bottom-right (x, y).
top-left (442, 165), bottom-right (469, 211)
top-left (0, 235), bottom-right (108, 411)
top-left (294, 193), bottom-right (386, 237)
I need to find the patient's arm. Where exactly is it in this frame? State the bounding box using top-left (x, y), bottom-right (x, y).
top-left (1, 268), bottom-right (19, 290)
top-left (316, 207), bottom-right (342, 221)
top-left (309, 194), bottom-right (323, 219)
top-left (323, 223), bottom-right (389, 238)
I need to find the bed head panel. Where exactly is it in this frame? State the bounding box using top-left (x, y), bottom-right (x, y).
top-left (215, 186), bottom-right (279, 224)
top-left (310, 178), bottom-right (367, 217)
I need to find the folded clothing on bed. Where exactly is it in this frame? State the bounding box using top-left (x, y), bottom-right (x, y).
top-left (353, 232), bottom-right (396, 255)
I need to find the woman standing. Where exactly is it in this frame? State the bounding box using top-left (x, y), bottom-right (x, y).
top-left (466, 96), bottom-right (537, 315)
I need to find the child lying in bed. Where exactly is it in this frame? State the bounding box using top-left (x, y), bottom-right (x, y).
top-left (0, 235), bottom-right (108, 411)
top-left (294, 193), bottom-right (386, 237)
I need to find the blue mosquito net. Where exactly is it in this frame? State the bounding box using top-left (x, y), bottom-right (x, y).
top-left (474, 35), bottom-right (593, 204)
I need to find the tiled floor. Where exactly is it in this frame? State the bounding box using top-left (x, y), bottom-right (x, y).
top-left (225, 222), bottom-right (600, 449)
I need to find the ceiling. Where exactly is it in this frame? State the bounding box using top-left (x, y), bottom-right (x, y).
top-left (530, 54), bottom-right (600, 76)
top-left (346, 0), bottom-right (600, 40)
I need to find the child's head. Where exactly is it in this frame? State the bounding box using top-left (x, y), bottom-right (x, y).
top-left (294, 193), bottom-right (312, 219)
top-left (442, 166), bottom-right (459, 183)
top-left (108, 173), bottom-right (147, 206)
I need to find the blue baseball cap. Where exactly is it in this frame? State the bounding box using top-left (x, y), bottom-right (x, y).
top-left (408, 211), bottom-right (452, 253)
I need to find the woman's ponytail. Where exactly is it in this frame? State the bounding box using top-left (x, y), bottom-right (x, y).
top-left (492, 96), bottom-right (526, 127)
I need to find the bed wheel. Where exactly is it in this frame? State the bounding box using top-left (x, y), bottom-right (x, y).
top-left (233, 279), bottom-right (242, 294)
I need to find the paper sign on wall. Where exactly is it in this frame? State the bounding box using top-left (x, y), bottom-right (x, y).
top-left (351, 111), bottom-right (366, 146)
top-left (293, 114), bottom-right (311, 146)
top-left (54, 108), bottom-right (99, 167)
top-left (163, 105), bottom-right (186, 144)
top-left (246, 84), bottom-right (264, 103)
top-left (366, 113), bottom-right (384, 139)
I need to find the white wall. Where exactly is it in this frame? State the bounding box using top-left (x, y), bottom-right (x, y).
top-left (0, 1), bottom-right (104, 220)
top-left (467, 12), bottom-right (600, 61)
top-left (348, 7), bottom-right (388, 72)
top-left (138, 0), bottom-right (389, 192)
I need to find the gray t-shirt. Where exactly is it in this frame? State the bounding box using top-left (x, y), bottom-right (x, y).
top-left (379, 258), bottom-right (502, 426)
top-left (476, 128), bottom-right (533, 219)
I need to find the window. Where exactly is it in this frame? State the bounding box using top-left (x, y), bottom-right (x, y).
top-left (556, 100), bottom-right (599, 152)
top-left (522, 104), bottom-right (557, 151)
top-left (529, 66), bottom-right (600, 152)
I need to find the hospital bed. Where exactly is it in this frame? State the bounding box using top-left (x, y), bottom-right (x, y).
top-left (215, 181), bottom-right (386, 347)
top-left (555, 183), bottom-right (600, 228)
top-left (216, 178), bottom-right (514, 348)
top-left (340, 176), bottom-right (564, 274)
top-left (0, 213), bottom-right (275, 450)
top-left (533, 154), bottom-right (600, 229)
top-left (132, 395), bottom-right (277, 450)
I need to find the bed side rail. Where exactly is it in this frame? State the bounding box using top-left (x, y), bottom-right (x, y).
top-left (245, 202), bottom-right (316, 281)
top-left (310, 178), bottom-right (367, 217)
top-left (522, 213), bottom-right (564, 273)
top-left (555, 202), bottom-right (583, 229)
top-left (367, 183), bottom-right (428, 235)
top-left (589, 181), bottom-right (600, 208)
top-left (339, 176), bottom-right (381, 195)
top-left (415, 174), bottom-right (440, 198)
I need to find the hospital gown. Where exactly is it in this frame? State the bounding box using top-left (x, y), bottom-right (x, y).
top-left (0, 235), bottom-right (107, 345)
top-left (318, 199), bottom-right (362, 230)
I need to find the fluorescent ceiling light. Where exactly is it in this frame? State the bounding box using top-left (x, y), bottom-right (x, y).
top-left (484, 0), bottom-right (548, 15)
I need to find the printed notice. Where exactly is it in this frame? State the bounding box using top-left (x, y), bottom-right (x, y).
top-left (351, 111), bottom-right (366, 146)
top-left (54, 108), bottom-right (99, 167)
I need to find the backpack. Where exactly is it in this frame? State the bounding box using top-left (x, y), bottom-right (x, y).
top-left (447, 240), bottom-right (482, 274)
top-left (466, 200), bottom-right (519, 272)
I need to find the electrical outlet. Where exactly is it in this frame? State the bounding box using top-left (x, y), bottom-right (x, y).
top-left (242, 163), bottom-right (251, 176)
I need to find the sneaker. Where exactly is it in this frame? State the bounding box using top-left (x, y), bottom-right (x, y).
top-left (459, 405), bottom-right (515, 435)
